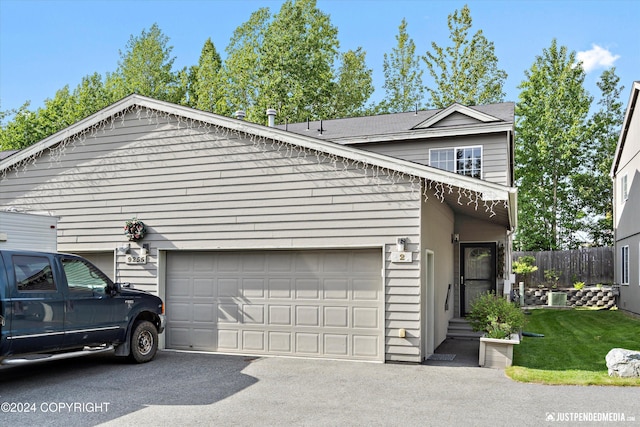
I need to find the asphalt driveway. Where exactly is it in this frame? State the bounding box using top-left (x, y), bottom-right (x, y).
top-left (1, 350), bottom-right (637, 426)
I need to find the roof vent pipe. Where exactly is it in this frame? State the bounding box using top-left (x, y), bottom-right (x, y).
top-left (266, 108), bottom-right (277, 127)
top-left (234, 110), bottom-right (246, 120)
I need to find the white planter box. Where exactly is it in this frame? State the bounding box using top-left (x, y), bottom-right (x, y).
top-left (479, 334), bottom-right (520, 368)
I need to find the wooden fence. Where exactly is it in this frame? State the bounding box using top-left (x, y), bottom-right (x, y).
top-left (512, 247), bottom-right (614, 287)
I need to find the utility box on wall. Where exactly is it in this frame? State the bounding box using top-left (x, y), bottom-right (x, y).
top-left (0, 210), bottom-right (58, 252)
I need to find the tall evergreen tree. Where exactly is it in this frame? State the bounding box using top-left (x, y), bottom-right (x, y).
top-left (378, 18), bottom-right (423, 113)
top-left (574, 68), bottom-right (624, 246)
top-left (109, 23), bottom-right (185, 103)
top-left (188, 38), bottom-right (223, 112)
top-left (515, 39), bottom-right (592, 251)
top-left (423, 5), bottom-right (506, 108)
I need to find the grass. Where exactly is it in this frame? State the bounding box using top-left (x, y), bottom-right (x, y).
top-left (505, 309), bottom-right (640, 386)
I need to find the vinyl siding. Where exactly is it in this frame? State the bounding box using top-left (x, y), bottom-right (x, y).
top-left (614, 92), bottom-right (640, 315)
top-left (0, 108), bottom-right (423, 362)
top-left (421, 187), bottom-right (455, 352)
top-left (355, 133), bottom-right (510, 186)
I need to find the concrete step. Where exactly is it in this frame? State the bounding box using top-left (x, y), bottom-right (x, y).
top-left (446, 318), bottom-right (483, 340)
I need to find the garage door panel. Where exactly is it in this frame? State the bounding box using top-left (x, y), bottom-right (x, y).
top-left (353, 335), bottom-right (379, 357)
top-left (217, 279), bottom-right (239, 297)
top-left (324, 306), bottom-right (349, 327)
top-left (217, 329), bottom-right (238, 349)
top-left (218, 304), bottom-right (239, 323)
top-left (269, 332), bottom-right (292, 352)
top-left (269, 305), bottom-right (292, 325)
top-left (193, 303), bottom-right (215, 322)
top-left (353, 279), bottom-right (379, 300)
top-left (268, 278), bottom-right (292, 299)
top-left (166, 249), bottom-right (382, 361)
top-left (168, 303), bottom-right (191, 322)
top-left (242, 331), bottom-right (265, 351)
top-left (296, 333), bottom-right (320, 354)
top-left (353, 307), bottom-right (379, 328)
top-left (324, 334), bottom-right (348, 355)
top-left (296, 306), bottom-right (320, 326)
top-left (242, 278), bottom-right (266, 298)
top-left (324, 279), bottom-right (349, 299)
top-left (242, 305), bottom-right (265, 324)
top-left (296, 279), bottom-right (320, 299)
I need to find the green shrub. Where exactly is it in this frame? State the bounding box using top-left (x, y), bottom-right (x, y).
top-left (573, 281), bottom-right (585, 290)
top-left (467, 292), bottom-right (526, 338)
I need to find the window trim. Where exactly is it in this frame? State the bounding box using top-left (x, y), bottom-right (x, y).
top-left (429, 145), bottom-right (483, 179)
top-left (621, 245), bottom-right (629, 285)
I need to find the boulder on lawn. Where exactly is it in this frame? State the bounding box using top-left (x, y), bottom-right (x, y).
top-left (605, 348), bottom-right (640, 377)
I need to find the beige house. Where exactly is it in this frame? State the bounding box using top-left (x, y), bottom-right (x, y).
top-left (0, 95), bottom-right (516, 363)
top-left (612, 81), bottom-right (640, 315)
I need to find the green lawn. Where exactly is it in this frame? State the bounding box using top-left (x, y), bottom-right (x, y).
top-left (505, 309), bottom-right (640, 386)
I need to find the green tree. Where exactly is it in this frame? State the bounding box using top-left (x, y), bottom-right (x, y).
top-left (188, 38), bottom-right (223, 112)
top-left (256, 0), bottom-right (340, 123)
top-left (422, 4), bottom-right (506, 108)
top-left (378, 18), bottom-right (423, 113)
top-left (72, 72), bottom-right (113, 119)
top-left (327, 48), bottom-right (374, 118)
top-left (218, 7), bottom-right (271, 118)
top-left (515, 39), bottom-right (592, 251)
top-left (574, 68), bottom-right (624, 246)
top-left (221, 0), bottom-right (371, 123)
top-left (0, 102), bottom-right (40, 150)
top-left (110, 23), bottom-right (185, 103)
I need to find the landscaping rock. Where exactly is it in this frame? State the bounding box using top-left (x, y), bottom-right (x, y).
top-left (605, 348), bottom-right (640, 377)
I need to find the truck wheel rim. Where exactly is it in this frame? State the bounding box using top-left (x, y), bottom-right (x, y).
top-left (137, 330), bottom-right (154, 355)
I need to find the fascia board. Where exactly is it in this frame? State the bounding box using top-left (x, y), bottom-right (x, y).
top-left (330, 123), bottom-right (514, 145)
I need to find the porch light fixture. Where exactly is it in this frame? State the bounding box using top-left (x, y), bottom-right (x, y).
top-left (451, 234), bottom-right (460, 243)
top-left (116, 243), bottom-right (130, 255)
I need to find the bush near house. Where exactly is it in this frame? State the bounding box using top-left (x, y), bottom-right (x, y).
top-left (467, 292), bottom-right (526, 339)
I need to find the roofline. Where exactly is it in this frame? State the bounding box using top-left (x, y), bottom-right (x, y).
top-left (413, 102), bottom-right (501, 129)
top-left (611, 81), bottom-right (640, 177)
top-left (328, 122), bottom-right (514, 145)
top-left (0, 94), bottom-right (517, 227)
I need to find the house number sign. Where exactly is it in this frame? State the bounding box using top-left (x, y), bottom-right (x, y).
top-left (390, 251), bottom-right (412, 263)
top-left (126, 255), bottom-right (147, 265)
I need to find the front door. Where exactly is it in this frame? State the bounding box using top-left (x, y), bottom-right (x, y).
top-left (460, 243), bottom-right (496, 315)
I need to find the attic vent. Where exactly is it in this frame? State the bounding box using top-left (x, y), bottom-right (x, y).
top-left (235, 110), bottom-right (246, 120)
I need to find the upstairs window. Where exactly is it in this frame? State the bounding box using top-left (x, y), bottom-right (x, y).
top-left (429, 146), bottom-right (482, 179)
top-left (621, 174), bottom-right (628, 202)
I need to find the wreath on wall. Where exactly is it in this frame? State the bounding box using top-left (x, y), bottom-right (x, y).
top-left (124, 218), bottom-right (146, 241)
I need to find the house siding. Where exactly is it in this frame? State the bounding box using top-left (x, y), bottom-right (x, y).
top-left (614, 90), bottom-right (640, 314)
top-left (355, 132), bottom-right (510, 186)
top-left (421, 188), bottom-right (455, 352)
top-left (0, 108), bottom-right (423, 362)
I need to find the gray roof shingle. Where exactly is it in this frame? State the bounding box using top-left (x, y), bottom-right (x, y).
top-left (277, 102), bottom-right (514, 142)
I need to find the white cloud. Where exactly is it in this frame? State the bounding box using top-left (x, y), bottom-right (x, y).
top-left (576, 44), bottom-right (620, 73)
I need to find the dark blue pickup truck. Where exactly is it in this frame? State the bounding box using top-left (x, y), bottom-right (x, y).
top-left (0, 250), bottom-right (165, 365)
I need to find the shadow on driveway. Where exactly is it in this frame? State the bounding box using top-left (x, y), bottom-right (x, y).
top-left (0, 350), bottom-right (257, 426)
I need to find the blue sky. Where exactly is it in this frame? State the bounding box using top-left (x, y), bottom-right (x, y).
top-left (1, 0), bottom-right (638, 116)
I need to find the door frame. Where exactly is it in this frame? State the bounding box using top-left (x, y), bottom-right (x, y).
top-left (460, 242), bottom-right (496, 316)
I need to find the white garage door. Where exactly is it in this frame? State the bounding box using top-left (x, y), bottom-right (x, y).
top-left (165, 249), bottom-right (383, 361)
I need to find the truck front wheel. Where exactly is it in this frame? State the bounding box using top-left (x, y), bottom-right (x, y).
top-left (129, 320), bottom-right (158, 363)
